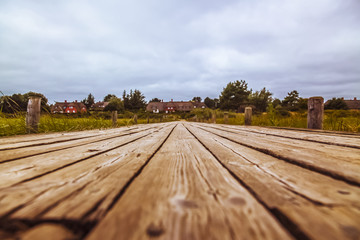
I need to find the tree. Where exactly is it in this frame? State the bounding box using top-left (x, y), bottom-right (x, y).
top-left (325, 98), bottom-right (348, 110)
top-left (123, 89), bottom-right (146, 110)
top-left (149, 98), bottom-right (161, 102)
top-left (214, 98), bottom-right (220, 108)
top-left (122, 90), bottom-right (129, 109)
top-left (104, 97), bottom-right (124, 112)
top-left (104, 94), bottom-right (116, 102)
top-left (298, 98), bottom-right (308, 110)
top-left (219, 80), bottom-right (251, 110)
top-left (0, 92), bottom-right (49, 113)
top-left (82, 93), bottom-right (95, 109)
top-left (272, 98), bottom-right (282, 108)
top-left (249, 88), bottom-right (272, 112)
top-left (192, 97), bottom-right (202, 102)
top-left (204, 97), bottom-right (215, 109)
top-left (23, 92), bottom-right (50, 112)
top-left (282, 90), bottom-right (300, 111)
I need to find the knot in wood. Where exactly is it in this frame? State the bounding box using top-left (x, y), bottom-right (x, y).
top-left (146, 222), bottom-right (165, 237)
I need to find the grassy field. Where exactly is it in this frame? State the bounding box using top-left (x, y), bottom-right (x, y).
top-left (191, 108), bottom-right (360, 133)
top-left (1, 109), bottom-right (359, 137)
top-left (0, 113), bottom-right (178, 137)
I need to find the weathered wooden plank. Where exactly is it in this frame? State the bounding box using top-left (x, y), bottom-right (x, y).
top-left (186, 123), bottom-right (360, 240)
top-left (21, 224), bottom-right (76, 240)
top-left (4, 124), bottom-right (175, 221)
top-left (0, 124), bottom-right (169, 189)
top-left (86, 124), bottom-right (293, 240)
top-left (0, 123), bottom-right (155, 150)
top-left (0, 125), bottom-right (156, 163)
top-left (187, 124), bottom-right (360, 207)
top-left (195, 123), bottom-right (360, 185)
top-left (0, 132), bottom-right (77, 145)
top-left (219, 124), bottom-right (360, 148)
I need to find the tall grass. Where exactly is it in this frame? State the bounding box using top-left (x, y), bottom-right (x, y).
top-left (0, 112), bottom-right (181, 137)
top-left (1, 108), bottom-right (359, 137)
top-left (0, 114), bottom-right (139, 137)
top-left (0, 112), bottom-right (27, 136)
top-left (190, 109), bottom-right (360, 133)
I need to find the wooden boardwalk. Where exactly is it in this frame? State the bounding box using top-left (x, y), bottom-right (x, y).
top-left (0, 122), bottom-right (360, 240)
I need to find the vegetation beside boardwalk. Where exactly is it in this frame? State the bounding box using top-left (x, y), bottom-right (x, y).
top-left (1, 108), bottom-right (359, 137)
top-left (0, 111), bottom-right (178, 137)
top-left (1, 79), bottom-right (359, 137)
top-left (188, 108), bottom-right (360, 133)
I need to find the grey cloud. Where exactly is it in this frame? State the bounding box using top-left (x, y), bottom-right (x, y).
top-left (0, 0), bottom-right (359, 103)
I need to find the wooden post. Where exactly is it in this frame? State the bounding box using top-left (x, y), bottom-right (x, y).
top-left (212, 112), bottom-right (216, 123)
top-left (112, 111), bottom-right (117, 127)
top-left (26, 96), bottom-right (41, 133)
top-left (224, 112), bottom-right (229, 124)
top-left (307, 96), bottom-right (324, 129)
top-left (147, 116), bottom-right (150, 124)
top-left (133, 114), bottom-right (138, 124)
top-left (244, 107), bottom-right (252, 126)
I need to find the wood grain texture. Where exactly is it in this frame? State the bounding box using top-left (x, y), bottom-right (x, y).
top-left (195, 124), bottom-right (360, 185)
top-left (21, 224), bottom-right (76, 240)
top-left (218, 124), bottom-right (360, 148)
top-left (0, 125), bottom-right (154, 163)
top-left (86, 124), bottom-right (293, 240)
top-left (0, 121), bottom-right (359, 240)
top-left (0, 125), bottom-right (167, 189)
top-left (7, 124), bottom-right (175, 221)
top-left (186, 123), bottom-right (360, 240)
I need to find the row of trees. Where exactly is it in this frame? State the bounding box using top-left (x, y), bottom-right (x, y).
top-left (200, 80), bottom-right (307, 113)
top-left (83, 89), bottom-right (147, 112)
top-left (0, 89), bottom-right (147, 114)
top-left (1, 81), bottom-right (350, 114)
top-left (203, 80), bottom-right (349, 112)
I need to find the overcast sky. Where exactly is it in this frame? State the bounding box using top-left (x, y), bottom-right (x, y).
top-left (1, 0), bottom-right (359, 103)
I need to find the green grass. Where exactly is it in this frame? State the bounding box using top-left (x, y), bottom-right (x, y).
top-left (190, 109), bottom-right (360, 133)
top-left (1, 109), bottom-right (359, 137)
top-left (0, 112), bottom-right (180, 137)
top-left (0, 113), bottom-right (27, 136)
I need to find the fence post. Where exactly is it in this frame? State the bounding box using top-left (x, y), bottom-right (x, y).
top-left (307, 96), bottom-right (324, 129)
top-left (224, 112), bottom-right (229, 124)
top-left (147, 116), bottom-right (150, 124)
top-left (244, 107), bottom-right (252, 126)
top-left (133, 114), bottom-right (138, 124)
top-left (26, 96), bottom-right (41, 133)
top-left (112, 111), bottom-right (117, 127)
top-left (212, 112), bottom-right (216, 124)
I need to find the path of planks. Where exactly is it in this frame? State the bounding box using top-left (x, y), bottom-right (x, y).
top-left (0, 122), bottom-right (360, 240)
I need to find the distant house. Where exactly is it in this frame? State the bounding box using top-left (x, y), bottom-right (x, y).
top-left (51, 100), bottom-right (87, 113)
top-left (344, 98), bottom-right (360, 110)
top-left (91, 101), bottom-right (109, 111)
top-left (146, 99), bottom-right (206, 113)
top-left (324, 97), bottom-right (360, 110)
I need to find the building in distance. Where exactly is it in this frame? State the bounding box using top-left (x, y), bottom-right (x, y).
top-left (91, 101), bottom-right (109, 111)
top-left (51, 100), bottom-right (87, 113)
top-left (146, 99), bottom-right (206, 113)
